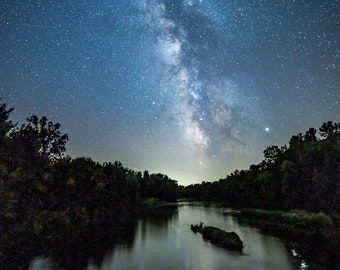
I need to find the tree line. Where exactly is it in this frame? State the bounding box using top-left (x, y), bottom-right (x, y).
top-left (184, 121), bottom-right (340, 214)
top-left (1, 96), bottom-right (339, 227)
top-left (0, 99), bottom-right (179, 244)
top-left (0, 98), bottom-right (339, 267)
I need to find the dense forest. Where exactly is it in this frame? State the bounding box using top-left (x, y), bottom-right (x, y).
top-left (184, 121), bottom-right (340, 215)
top-left (1, 98), bottom-right (339, 223)
top-left (0, 99), bottom-right (180, 267)
top-left (0, 100), bottom-right (180, 212)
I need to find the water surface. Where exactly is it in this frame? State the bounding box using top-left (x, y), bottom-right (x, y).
top-left (31, 203), bottom-right (299, 269)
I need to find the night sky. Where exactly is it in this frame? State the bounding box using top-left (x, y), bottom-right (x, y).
top-left (1, 1), bottom-right (339, 185)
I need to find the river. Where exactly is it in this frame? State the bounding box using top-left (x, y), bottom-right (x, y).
top-left (29, 202), bottom-right (305, 270)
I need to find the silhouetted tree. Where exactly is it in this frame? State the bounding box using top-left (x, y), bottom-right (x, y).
top-left (319, 121), bottom-right (340, 140)
top-left (263, 145), bottom-right (286, 165)
top-left (16, 115), bottom-right (69, 160)
top-left (184, 121), bottom-right (340, 214)
top-left (303, 128), bottom-right (318, 142)
top-left (0, 99), bottom-right (14, 142)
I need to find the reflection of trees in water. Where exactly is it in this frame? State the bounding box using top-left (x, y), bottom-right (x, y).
top-left (235, 216), bottom-right (340, 270)
top-left (1, 210), bottom-right (138, 269)
top-left (48, 214), bottom-right (138, 269)
top-left (1, 206), bottom-right (179, 269)
top-left (140, 206), bottom-right (178, 242)
top-left (288, 234), bottom-right (340, 270)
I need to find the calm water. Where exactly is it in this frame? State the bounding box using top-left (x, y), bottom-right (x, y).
top-left (30, 203), bottom-right (300, 270)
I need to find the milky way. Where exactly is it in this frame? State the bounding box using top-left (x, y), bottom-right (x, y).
top-left (1, 0), bottom-right (339, 184)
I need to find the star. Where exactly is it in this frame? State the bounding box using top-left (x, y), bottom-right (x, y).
top-left (1, 0), bottom-right (338, 185)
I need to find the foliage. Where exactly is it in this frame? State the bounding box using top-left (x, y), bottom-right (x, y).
top-left (190, 222), bottom-right (204, 233)
top-left (184, 121), bottom-right (340, 215)
top-left (0, 99), bottom-right (180, 268)
top-left (239, 209), bottom-right (334, 228)
top-left (191, 223), bottom-right (244, 252)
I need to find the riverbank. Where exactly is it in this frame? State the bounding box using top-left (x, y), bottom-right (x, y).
top-left (224, 208), bottom-right (340, 269)
top-left (233, 209), bottom-right (333, 228)
top-left (0, 202), bottom-right (178, 269)
top-left (225, 208), bottom-right (340, 243)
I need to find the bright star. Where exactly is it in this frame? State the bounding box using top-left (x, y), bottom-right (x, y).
top-left (265, 127), bottom-right (270, 132)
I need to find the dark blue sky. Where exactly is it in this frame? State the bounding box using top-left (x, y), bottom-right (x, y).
top-left (1, 0), bottom-right (339, 185)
